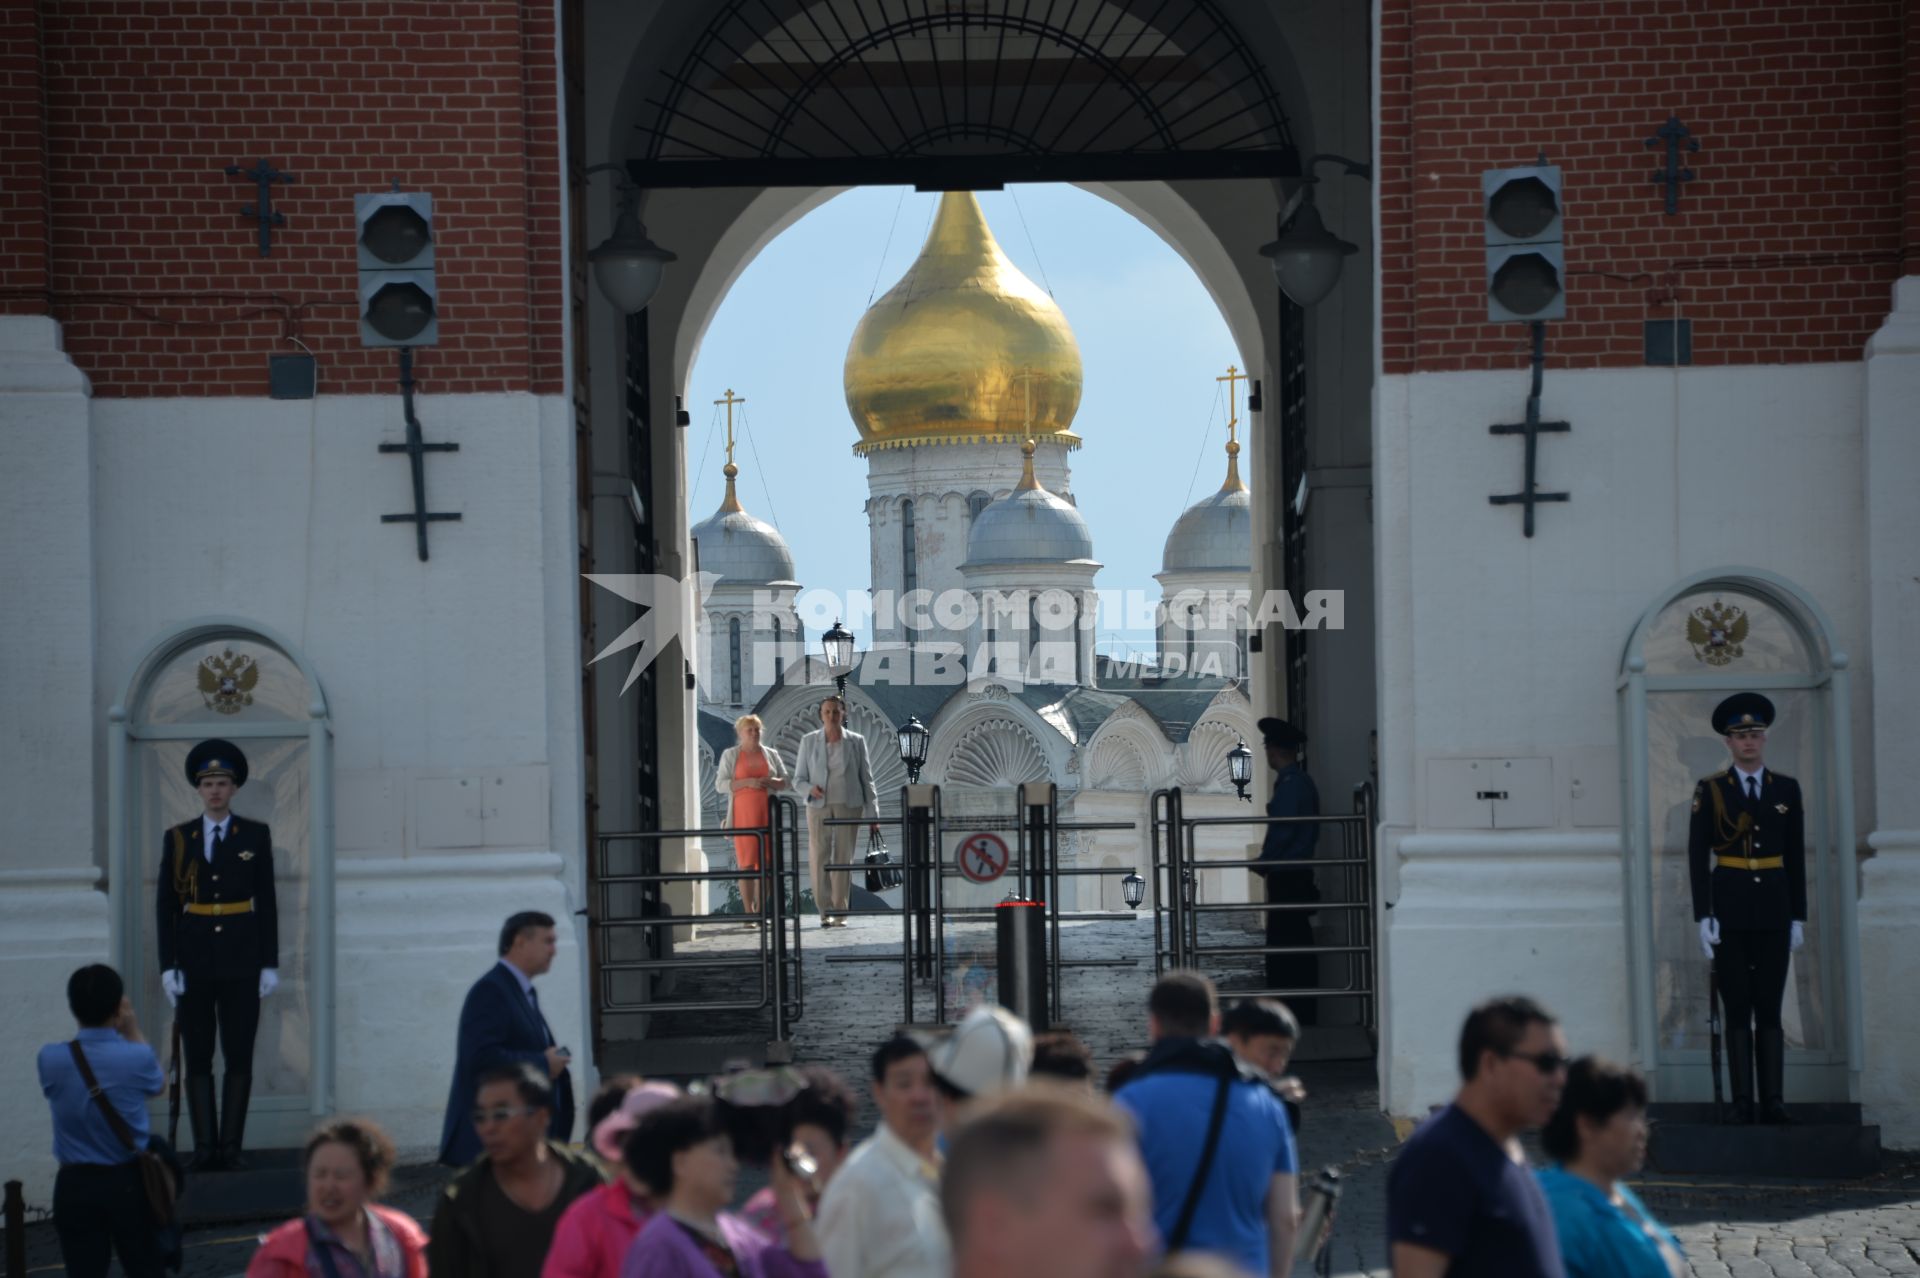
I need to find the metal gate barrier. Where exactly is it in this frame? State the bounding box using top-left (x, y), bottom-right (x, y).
top-left (590, 794), bottom-right (806, 1064)
top-left (819, 782), bottom-right (1142, 1028)
top-left (1150, 782), bottom-right (1380, 1033)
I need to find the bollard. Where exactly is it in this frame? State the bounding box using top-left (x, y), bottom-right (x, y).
top-left (4, 1179), bottom-right (24, 1278)
top-left (994, 897), bottom-right (1049, 1031)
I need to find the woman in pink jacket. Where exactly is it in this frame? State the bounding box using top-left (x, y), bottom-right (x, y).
top-left (248, 1119), bottom-right (428, 1278)
top-left (541, 1081), bottom-right (681, 1278)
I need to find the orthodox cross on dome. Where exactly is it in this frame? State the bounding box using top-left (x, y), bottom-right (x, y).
top-left (715, 387), bottom-right (745, 512)
top-left (1216, 364), bottom-right (1249, 492)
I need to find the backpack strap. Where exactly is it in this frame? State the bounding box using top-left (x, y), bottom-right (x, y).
top-left (1165, 1072), bottom-right (1233, 1253)
top-left (68, 1040), bottom-right (142, 1155)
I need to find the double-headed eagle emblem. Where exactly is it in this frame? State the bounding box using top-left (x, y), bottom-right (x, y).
top-left (198, 649), bottom-right (259, 714)
top-left (1686, 599), bottom-right (1748, 666)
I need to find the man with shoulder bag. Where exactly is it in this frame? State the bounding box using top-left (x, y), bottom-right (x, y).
top-left (1113, 971), bottom-right (1301, 1277)
top-left (38, 964), bottom-right (184, 1277)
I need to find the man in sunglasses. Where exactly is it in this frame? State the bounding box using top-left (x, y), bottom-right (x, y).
top-left (1689, 692), bottom-right (1807, 1125)
top-left (428, 1063), bottom-right (604, 1278)
top-left (1387, 996), bottom-right (1569, 1278)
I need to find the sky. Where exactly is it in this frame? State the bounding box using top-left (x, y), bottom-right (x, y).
top-left (686, 183), bottom-right (1241, 656)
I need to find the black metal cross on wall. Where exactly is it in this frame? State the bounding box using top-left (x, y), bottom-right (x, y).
top-left (1644, 116), bottom-right (1699, 216)
top-left (1489, 322), bottom-right (1570, 538)
top-left (379, 348), bottom-right (461, 561)
top-left (223, 160), bottom-right (295, 256)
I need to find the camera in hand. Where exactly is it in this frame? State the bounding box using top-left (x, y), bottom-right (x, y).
top-left (1291, 1166), bottom-right (1341, 1265)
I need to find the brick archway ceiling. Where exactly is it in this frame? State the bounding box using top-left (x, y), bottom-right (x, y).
top-left (630, 0), bottom-right (1299, 189)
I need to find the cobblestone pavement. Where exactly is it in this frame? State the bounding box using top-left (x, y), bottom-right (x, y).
top-left (14, 909), bottom-right (1916, 1275)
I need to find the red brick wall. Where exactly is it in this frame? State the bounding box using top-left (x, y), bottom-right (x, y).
top-left (4, 1), bottom-right (562, 396)
top-left (0, 3), bottom-right (50, 303)
top-left (1378, 0), bottom-right (1911, 374)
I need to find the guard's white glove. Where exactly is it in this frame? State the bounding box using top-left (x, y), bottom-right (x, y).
top-left (1789, 921), bottom-right (1804, 952)
top-left (259, 968), bottom-right (279, 999)
top-left (1698, 917), bottom-right (1720, 960)
top-left (160, 969), bottom-right (185, 1006)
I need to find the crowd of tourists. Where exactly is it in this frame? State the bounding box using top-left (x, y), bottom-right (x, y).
top-left (42, 947), bottom-right (1679, 1278)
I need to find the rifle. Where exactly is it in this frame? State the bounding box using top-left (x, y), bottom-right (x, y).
top-left (165, 1013), bottom-right (181, 1136)
top-left (1707, 956), bottom-right (1724, 1125)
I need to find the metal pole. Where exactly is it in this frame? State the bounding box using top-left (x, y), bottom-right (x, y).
top-left (766, 824), bottom-right (785, 1041)
top-left (1047, 786), bottom-right (1063, 1022)
top-left (901, 790), bottom-right (915, 1025)
top-left (933, 786), bottom-right (948, 1025)
top-left (5, 1179), bottom-right (25, 1278)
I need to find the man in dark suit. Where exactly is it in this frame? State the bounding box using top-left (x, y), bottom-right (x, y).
top-left (156, 738), bottom-right (279, 1171)
top-left (1690, 692), bottom-right (1807, 1125)
top-left (1255, 717), bottom-right (1321, 1025)
top-left (439, 911), bottom-right (576, 1165)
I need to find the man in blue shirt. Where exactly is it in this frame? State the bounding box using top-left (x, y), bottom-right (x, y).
top-left (1115, 971), bottom-right (1298, 1276)
top-left (37, 964), bottom-right (168, 1278)
top-left (1387, 995), bottom-right (1569, 1278)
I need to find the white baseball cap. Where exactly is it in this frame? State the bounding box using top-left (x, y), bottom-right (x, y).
top-left (928, 1004), bottom-right (1034, 1099)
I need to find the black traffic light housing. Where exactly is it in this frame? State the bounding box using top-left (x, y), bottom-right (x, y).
top-left (356, 191), bottom-right (438, 347)
top-left (1483, 165), bottom-right (1565, 323)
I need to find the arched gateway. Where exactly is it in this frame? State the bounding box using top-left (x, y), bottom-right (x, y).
top-left (571, 0), bottom-right (1377, 1066)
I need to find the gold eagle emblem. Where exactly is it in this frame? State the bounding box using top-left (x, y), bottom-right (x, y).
top-left (1686, 600), bottom-right (1748, 666)
top-left (198, 649), bottom-right (259, 715)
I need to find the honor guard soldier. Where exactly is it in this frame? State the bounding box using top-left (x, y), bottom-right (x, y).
top-left (1689, 693), bottom-right (1806, 1125)
top-left (1254, 717), bottom-right (1321, 1024)
top-left (157, 739), bottom-right (279, 1169)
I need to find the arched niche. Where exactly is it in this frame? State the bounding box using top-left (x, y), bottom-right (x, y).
top-left (108, 618), bottom-right (336, 1136)
top-left (1617, 569), bottom-right (1861, 1102)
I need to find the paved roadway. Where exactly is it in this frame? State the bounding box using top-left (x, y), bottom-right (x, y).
top-left (13, 909), bottom-right (1917, 1275)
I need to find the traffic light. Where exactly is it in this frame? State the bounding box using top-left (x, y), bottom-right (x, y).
top-left (355, 191), bottom-right (437, 347)
top-left (1483, 165), bottom-right (1564, 322)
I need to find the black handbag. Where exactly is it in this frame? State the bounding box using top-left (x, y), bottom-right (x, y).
top-left (864, 827), bottom-right (903, 892)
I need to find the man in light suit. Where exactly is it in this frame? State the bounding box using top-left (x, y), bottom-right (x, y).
top-left (790, 695), bottom-right (881, 927)
top-left (439, 911), bottom-right (576, 1165)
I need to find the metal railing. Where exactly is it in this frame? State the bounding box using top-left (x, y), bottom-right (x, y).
top-left (815, 783), bottom-right (1142, 1026)
top-left (591, 795), bottom-right (805, 1043)
top-left (1151, 782), bottom-right (1380, 1032)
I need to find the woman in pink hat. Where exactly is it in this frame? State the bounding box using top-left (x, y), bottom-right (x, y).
top-left (541, 1081), bottom-right (681, 1278)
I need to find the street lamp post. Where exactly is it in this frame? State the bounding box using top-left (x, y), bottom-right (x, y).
top-left (582, 164), bottom-right (677, 314)
top-left (821, 619), bottom-right (856, 695)
top-left (897, 715), bottom-right (929, 785)
top-left (1259, 153), bottom-right (1372, 307)
top-left (1228, 738), bottom-right (1255, 802)
top-left (1121, 871), bottom-right (1147, 910)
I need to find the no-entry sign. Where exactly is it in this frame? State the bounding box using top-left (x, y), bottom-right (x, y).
top-left (957, 831), bottom-right (1010, 883)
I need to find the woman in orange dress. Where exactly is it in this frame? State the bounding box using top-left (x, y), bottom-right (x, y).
top-left (714, 715), bottom-right (788, 924)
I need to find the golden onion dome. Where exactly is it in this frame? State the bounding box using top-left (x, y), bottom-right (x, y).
top-left (845, 192), bottom-right (1083, 454)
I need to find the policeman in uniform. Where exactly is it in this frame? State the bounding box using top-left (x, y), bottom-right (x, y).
top-left (1255, 717), bottom-right (1320, 1025)
top-left (1689, 693), bottom-right (1806, 1125)
top-left (157, 740), bottom-right (279, 1169)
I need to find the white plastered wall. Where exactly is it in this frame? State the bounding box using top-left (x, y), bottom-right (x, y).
top-left (1371, 360), bottom-right (1891, 1128)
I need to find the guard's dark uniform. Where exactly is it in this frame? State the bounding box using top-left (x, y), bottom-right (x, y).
top-left (1256, 718), bottom-right (1320, 1022)
top-left (157, 740), bottom-right (277, 1168)
top-left (1688, 693), bottom-right (1805, 1124)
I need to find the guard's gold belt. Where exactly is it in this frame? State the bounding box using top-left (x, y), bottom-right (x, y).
top-left (184, 901), bottom-right (252, 917)
top-left (1715, 855), bottom-right (1783, 871)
